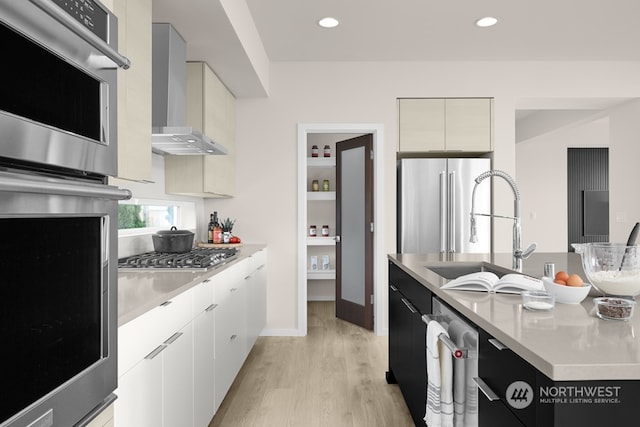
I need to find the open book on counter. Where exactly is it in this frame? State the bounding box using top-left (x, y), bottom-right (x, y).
top-left (440, 271), bottom-right (544, 294)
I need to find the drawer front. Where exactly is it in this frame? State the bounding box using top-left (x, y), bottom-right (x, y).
top-left (479, 330), bottom-right (536, 426)
top-left (156, 288), bottom-right (194, 338)
top-left (192, 278), bottom-right (215, 314)
top-left (389, 262), bottom-right (432, 314)
top-left (214, 283), bottom-right (245, 358)
top-left (118, 306), bottom-right (163, 377)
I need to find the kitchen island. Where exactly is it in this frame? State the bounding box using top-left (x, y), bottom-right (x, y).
top-left (389, 252), bottom-right (640, 426)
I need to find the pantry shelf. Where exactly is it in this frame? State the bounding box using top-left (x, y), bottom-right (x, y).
top-left (307, 236), bottom-right (336, 246)
top-left (307, 191), bottom-right (336, 201)
top-left (307, 270), bottom-right (336, 280)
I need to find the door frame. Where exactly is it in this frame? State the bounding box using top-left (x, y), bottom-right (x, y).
top-left (297, 123), bottom-right (385, 336)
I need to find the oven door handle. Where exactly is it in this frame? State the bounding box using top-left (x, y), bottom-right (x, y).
top-left (31, 0), bottom-right (131, 70)
top-left (0, 171), bottom-right (132, 201)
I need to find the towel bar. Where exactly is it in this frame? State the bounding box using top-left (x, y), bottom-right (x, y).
top-left (421, 314), bottom-right (468, 359)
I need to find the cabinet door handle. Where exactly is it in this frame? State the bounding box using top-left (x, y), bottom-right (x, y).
top-left (244, 275), bottom-right (251, 281)
top-left (144, 344), bottom-right (167, 360)
top-left (205, 303), bottom-right (218, 312)
top-left (160, 301), bottom-right (172, 307)
top-left (390, 284), bottom-right (398, 292)
top-left (401, 297), bottom-right (418, 313)
top-left (256, 265), bottom-right (265, 271)
top-left (488, 338), bottom-right (508, 351)
top-left (230, 287), bottom-right (237, 292)
top-left (230, 334), bottom-right (237, 341)
top-left (473, 377), bottom-right (500, 402)
top-left (164, 332), bottom-right (183, 345)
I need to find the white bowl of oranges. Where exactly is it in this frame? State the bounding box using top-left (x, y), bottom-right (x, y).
top-left (542, 271), bottom-right (591, 304)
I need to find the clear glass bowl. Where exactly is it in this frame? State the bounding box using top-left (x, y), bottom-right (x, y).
top-left (593, 297), bottom-right (636, 321)
top-left (574, 243), bottom-right (640, 297)
top-left (522, 290), bottom-right (555, 311)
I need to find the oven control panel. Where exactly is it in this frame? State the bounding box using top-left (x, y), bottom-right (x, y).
top-left (51, 0), bottom-right (108, 41)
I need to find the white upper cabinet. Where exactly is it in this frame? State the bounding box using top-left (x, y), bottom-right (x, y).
top-left (165, 62), bottom-right (236, 198)
top-left (398, 98), bottom-right (493, 152)
top-left (112, 0), bottom-right (152, 181)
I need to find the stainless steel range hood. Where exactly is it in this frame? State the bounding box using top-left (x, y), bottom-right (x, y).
top-left (151, 23), bottom-right (227, 155)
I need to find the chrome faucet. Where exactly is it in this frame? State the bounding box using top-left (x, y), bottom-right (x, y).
top-left (469, 170), bottom-right (536, 272)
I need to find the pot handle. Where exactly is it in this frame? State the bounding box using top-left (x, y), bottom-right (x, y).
top-left (171, 226), bottom-right (177, 231)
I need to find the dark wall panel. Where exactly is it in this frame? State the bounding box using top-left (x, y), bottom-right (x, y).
top-left (567, 148), bottom-right (609, 251)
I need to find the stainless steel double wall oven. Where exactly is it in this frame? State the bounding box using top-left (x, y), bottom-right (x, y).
top-left (0, 1), bottom-right (130, 426)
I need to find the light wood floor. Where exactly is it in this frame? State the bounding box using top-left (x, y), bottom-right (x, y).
top-left (209, 301), bottom-right (414, 427)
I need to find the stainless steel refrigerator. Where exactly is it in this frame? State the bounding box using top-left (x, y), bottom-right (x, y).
top-left (397, 158), bottom-right (491, 254)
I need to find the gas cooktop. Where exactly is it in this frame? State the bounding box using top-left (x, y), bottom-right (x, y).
top-left (118, 247), bottom-right (238, 272)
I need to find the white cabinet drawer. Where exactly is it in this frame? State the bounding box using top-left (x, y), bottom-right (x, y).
top-left (118, 306), bottom-right (163, 377)
top-left (192, 277), bottom-right (215, 315)
top-left (156, 287), bottom-right (193, 338)
top-left (118, 286), bottom-right (193, 377)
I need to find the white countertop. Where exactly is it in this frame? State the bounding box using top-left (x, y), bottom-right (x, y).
top-left (118, 244), bottom-right (265, 326)
top-left (389, 252), bottom-right (640, 381)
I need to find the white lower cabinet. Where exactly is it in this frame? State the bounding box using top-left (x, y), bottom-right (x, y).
top-left (163, 323), bottom-right (194, 427)
top-left (116, 251), bottom-right (267, 427)
top-left (214, 260), bottom-right (247, 411)
top-left (193, 279), bottom-right (216, 427)
top-left (246, 249), bottom-right (267, 350)
top-left (115, 345), bottom-right (163, 427)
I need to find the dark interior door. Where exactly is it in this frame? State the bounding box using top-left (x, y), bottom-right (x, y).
top-left (335, 134), bottom-right (374, 330)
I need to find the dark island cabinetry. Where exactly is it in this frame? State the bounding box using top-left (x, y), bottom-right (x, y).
top-left (387, 261), bottom-right (431, 426)
top-left (477, 328), bottom-right (640, 426)
top-left (388, 258), bottom-right (640, 427)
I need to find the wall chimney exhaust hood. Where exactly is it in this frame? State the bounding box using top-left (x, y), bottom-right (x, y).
top-left (151, 23), bottom-right (227, 155)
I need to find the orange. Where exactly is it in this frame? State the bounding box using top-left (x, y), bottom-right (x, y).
top-left (566, 274), bottom-right (584, 287)
top-left (554, 279), bottom-right (567, 285)
top-left (555, 271), bottom-right (569, 282)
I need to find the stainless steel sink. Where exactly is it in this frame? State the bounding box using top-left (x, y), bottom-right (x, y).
top-left (425, 262), bottom-right (511, 279)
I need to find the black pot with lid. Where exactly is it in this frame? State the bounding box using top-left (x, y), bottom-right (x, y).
top-left (152, 226), bottom-right (195, 253)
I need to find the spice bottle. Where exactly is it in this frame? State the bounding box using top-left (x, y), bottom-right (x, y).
top-left (213, 211), bottom-right (222, 244)
top-left (323, 145), bottom-right (331, 157)
top-left (207, 213), bottom-right (215, 243)
top-left (311, 179), bottom-right (319, 191)
top-left (321, 225), bottom-right (330, 237)
top-left (309, 225), bottom-right (317, 237)
top-left (322, 179), bottom-right (330, 191)
top-left (311, 145), bottom-right (319, 157)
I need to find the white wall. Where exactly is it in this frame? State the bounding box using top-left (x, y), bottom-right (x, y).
top-left (517, 117), bottom-right (610, 251)
top-left (203, 60), bottom-right (640, 334)
top-left (517, 99), bottom-right (640, 251)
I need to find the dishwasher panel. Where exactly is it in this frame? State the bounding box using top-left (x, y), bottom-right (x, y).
top-left (433, 297), bottom-right (479, 427)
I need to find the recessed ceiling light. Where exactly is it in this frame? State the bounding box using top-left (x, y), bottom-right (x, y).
top-left (476, 16), bottom-right (498, 27)
top-left (318, 17), bottom-right (339, 28)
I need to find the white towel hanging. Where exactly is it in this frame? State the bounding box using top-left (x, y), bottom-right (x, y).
top-left (424, 320), bottom-right (454, 427)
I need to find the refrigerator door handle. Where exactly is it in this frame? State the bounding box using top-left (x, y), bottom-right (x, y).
top-left (439, 171), bottom-right (447, 253)
top-left (449, 171), bottom-right (455, 253)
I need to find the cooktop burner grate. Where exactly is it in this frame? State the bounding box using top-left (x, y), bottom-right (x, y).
top-left (118, 247), bottom-right (238, 271)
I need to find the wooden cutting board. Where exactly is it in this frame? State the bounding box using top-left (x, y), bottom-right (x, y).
top-left (196, 242), bottom-right (243, 248)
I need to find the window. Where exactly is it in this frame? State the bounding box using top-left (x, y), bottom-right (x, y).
top-left (118, 199), bottom-right (196, 234)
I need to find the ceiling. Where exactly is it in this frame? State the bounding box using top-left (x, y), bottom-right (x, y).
top-left (152, 0), bottom-right (639, 102)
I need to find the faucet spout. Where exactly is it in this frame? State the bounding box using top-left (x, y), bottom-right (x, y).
top-left (469, 170), bottom-right (535, 271)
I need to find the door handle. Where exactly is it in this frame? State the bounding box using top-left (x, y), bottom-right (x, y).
top-left (488, 338), bottom-right (509, 350)
top-left (449, 171), bottom-right (455, 253)
top-left (400, 297), bottom-right (418, 313)
top-left (439, 172), bottom-right (446, 253)
top-left (473, 377), bottom-right (500, 401)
